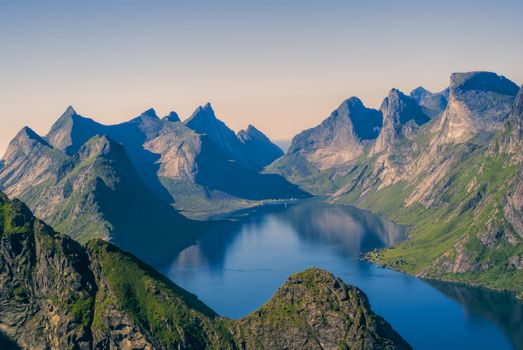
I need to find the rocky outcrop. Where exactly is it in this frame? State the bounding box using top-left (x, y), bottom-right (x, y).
top-left (0, 127), bottom-right (68, 198)
top-left (163, 111), bottom-right (181, 123)
top-left (271, 71), bottom-right (523, 296)
top-left (2, 104), bottom-right (301, 218)
top-left (231, 268), bottom-right (411, 350)
top-left (0, 193), bottom-right (95, 349)
top-left (0, 194), bottom-right (411, 349)
top-left (500, 87), bottom-right (523, 239)
top-left (288, 97), bottom-right (382, 170)
top-left (410, 86), bottom-right (449, 118)
top-left (1, 133), bottom-right (201, 266)
top-left (185, 103), bottom-right (283, 171)
top-left (184, 103), bottom-right (248, 165)
top-left (433, 71), bottom-right (519, 144)
top-left (237, 125), bottom-right (283, 168)
top-left (371, 89), bottom-right (429, 155)
top-left (46, 106), bottom-right (105, 156)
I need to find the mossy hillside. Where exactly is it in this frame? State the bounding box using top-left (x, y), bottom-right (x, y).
top-left (231, 268), bottom-right (412, 350)
top-left (0, 194), bottom-right (33, 234)
top-left (362, 148), bottom-right (523, 295)
top-left (87, 239), bottom-right (236, 349)
top-left (265, 153), bottom-right (364, 195)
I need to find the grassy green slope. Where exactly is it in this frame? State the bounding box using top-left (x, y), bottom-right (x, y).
top-left (350, 148), bottom-right (523, 297)
top-left (88, 239), bottom-right (236, 349)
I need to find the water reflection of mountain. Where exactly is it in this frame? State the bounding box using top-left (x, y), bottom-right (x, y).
top-left (427, 279), bottom-right (523, 350)
top-left (167, 200), bottom-right (407, 274)
top-left (273, 201), bottom-right (408, 257)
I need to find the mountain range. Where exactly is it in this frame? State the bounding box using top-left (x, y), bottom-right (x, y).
top-left (0, 193), bottom-right (410, 349)
top-left (268, 71), bottom-right (523, 297)
top-left (0, 70), bottom-right (521, 310)
top-left (0, 104), bottom-right (306, 263)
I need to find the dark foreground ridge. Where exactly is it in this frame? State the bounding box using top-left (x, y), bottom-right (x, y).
top-left (0, 193), bottom-right (411, 349)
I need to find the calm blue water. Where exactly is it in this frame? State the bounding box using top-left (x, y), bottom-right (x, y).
top-left (162, 201), bottom-right (522, 350)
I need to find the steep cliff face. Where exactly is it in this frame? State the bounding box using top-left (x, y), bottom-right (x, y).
top-left (0, 127), bottom-right (68, 198)
top-left (184, 103), bottom-right (248, 166)
top-left (0, 194), bottom-right (410, 350)
top-left (410, 86), bottom-right (449, 118)
top-left (433, 71), bottom-right (519, 144)
top-left (86, 240), bottom-right (236, 350)
top-left (270, 72), bottom-right (523, 296)
top-left (287, 97), bottom-right (382, 170)
top-left (237, 125), bottom-right (284, 168)
top-left (0, 193), bottom-right (95, 350)
top-left (185, 103), bottom-right (283, 171)
top-left (0, 133), bottom-right (200, 266)
top-left (371, 89), bottom-right (429, 155)
top-left (2, 105), bottom-right (302, 218)
top-left (503, 87), bottom-right (523, 243)
top-left (46, 106), bottom-right (105, 156)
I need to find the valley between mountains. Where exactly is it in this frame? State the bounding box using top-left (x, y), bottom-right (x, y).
top-left (0, 70), bottom-right (522, 349)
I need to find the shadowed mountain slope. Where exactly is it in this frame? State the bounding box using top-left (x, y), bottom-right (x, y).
top-left (0, 194), bottom-right (411, 350)
top-left (268, 72), bottom-right (523, 297)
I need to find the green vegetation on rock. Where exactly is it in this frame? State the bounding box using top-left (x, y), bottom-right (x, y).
top-left (0, 193), bottom-right (411, 349)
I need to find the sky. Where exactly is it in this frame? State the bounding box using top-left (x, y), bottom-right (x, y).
top-left (1, 0), bottom-right (522, 155)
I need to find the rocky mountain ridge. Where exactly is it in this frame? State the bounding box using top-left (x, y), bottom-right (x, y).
top-left (0, 130), bottom-right (201, 265)
top-left (11, 103), bottom-right (304, 215)
top-left (287, 97), bottom-right (382, 170)
top-left (0, 104), bottom-right (307, 257)
top-left (0, 193), bottom-right (411, 350)
top-left (268, 71), bottom-right (523, 297)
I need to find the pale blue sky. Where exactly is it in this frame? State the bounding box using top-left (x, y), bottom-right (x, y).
top-left (1, 0), bottom-right (522, 154)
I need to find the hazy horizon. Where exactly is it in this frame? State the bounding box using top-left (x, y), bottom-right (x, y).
top-left (1, 0), bottom-right (522, 155)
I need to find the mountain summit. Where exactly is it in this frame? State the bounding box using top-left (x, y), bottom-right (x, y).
top-left (371, 88), bottom-right (429, 154)
top-left (0, 192), bottom-right (411, 349)
top-left (237, 125), bottom-right (284, 168)
top-left (287, 97), bottom-right (382, 169)
top-left (410, 86), bottom-right (449, 117)
top-left (434, 71), bottom-right (519, 143)
top-left (46, 106), bottom-right (105, 155)
top-left (2, 103), bottom-right (304, 220)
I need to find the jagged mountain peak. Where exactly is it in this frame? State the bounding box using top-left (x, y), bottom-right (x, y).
top-left (410, 86), bottom-right (431, 99)
top-left (238, 124), bottom-right (264, 140)
top-left (333, 97), bottom-right (382, 140)
top-left (50, 105), bottom-right (85, 126)
top-left (434, 72), bottom-right (519, 144)
top-left (333, 97), bottom-right (368, 117)
top-left (130, 108), bottom-right (160, 122)
top-left (16, 126), bottom-right (47, 144)
top-left (371, 88), bottom-right (429, 154)
top-left (3, 126), bottom-right (52, 160)
top-left (343, 96), bottom-right (364, 108)
top-left (163, 111), bottom-right (180, 122)
top-left (185, 102), bottom-right (217, 126)
top-left (237, 124), bottom-right (284, 167)
top-left (450, 71), bottom-right (519, 96)
top-left (286, 97), bottom-right (381, 169)
top-left (141, 107), bottom-right (158, 117)
top-left (46, 106), bottom-right (104, 155)
top-left (74, 135), bottom-right (129, 165)
top-left (62, 105), bottom-right (77, 117)
top-left (410, 86), bottom-right (449, 118)
top-left (381, 88), bottom-right (429, 126)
